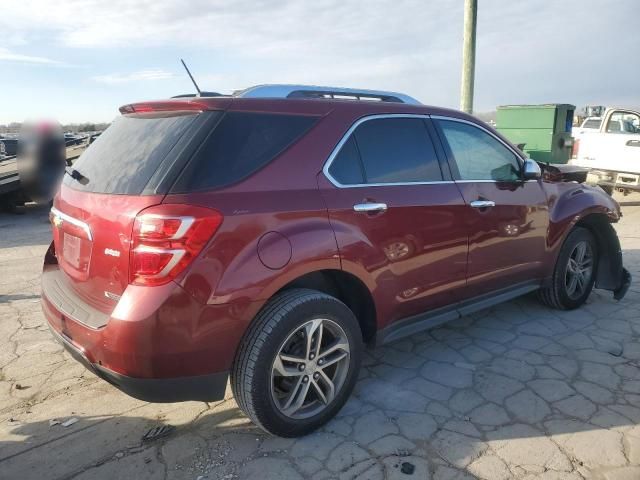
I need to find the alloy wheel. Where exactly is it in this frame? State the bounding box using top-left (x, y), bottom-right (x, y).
top-left (565, 240), bottom-right (594, 300)
top-left (270, 318), bottom-right (351, 419)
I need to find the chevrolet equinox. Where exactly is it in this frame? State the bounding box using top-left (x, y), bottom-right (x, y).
top-left (43, 84), bottom-right (631, 437)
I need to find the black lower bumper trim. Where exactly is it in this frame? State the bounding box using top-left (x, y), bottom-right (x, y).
top-left (94, 366), bottom-right (228, 403)
top-left (614, 268), bottom-right (632, 301)
top-left (49, 326), bottom-right (228, 403)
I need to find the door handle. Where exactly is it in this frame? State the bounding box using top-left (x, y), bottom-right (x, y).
top-left (470, 200), bottom-right (495, 209)
top-left (353, 202), bottom-right (388, 213)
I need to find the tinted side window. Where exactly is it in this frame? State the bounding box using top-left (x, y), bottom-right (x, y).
top-left (354, 118), bottom-right (443, 183)
top-left (583, 118), bottom-right (602, 129)
top-left (173, 112), bottom-right (317, 191)
top-left (438, 120), bottom-right (521, 182)
top-left (606, 111), bottom-right (640, 134)
top-left (328, 136), bottom-right (364, 184)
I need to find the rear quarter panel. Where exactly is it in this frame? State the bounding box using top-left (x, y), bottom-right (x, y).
top-left (167, 189), bottom-right (341, 305)
top-left (163, 109), bottom-right (350, 306)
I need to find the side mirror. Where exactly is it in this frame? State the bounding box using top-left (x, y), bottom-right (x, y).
top-left (523, 158), bottom-right (541, 180)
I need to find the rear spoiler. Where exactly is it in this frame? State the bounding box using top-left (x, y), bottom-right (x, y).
top-left (119, 100), bottom-right (209, 114)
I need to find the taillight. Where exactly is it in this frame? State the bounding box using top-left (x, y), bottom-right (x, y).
top-left (572, 138), bottom-right (580, 159)
top-left (130, 205), bottom-right (223, 286)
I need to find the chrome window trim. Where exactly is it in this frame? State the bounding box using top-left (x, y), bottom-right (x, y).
top-left (322, 113), bottom-right (529, 189)
top-left (455, 179), bottom-right (539, 183)
top-left (322, 114), bottom-right (454, 189)
top-left (50, 207), bottom-right (93, 241)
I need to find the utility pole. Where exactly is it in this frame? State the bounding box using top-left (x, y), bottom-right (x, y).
top-left (460, 0), bottom-right (477, 114)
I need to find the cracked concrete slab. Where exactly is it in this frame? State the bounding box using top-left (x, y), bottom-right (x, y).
top-left (1, 195), bottom-right (639, 479)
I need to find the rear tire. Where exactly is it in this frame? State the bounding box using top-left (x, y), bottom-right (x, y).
top-left (231, 288), bottom-right (362, 437)
top-left (539, 227), bottom-right (598, 310)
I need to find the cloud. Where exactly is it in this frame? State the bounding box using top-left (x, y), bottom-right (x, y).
top-left (0, 0), bottom-right (638, 111)
top-left (0, 47), bottom-right (62, 65)
top-left (92, 69), bottom-right (175, 85)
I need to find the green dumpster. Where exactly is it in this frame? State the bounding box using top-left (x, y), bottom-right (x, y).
top-left (496, 104), bottom-right (575, 164)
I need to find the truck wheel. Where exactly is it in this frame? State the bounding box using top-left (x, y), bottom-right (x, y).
top-left (231, 289), bottom-right (362, 437)
top-left (539, 227), bottom-right (598, 310)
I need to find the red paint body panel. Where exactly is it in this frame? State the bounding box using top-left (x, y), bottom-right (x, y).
top-left (44, 262), bottom-right (262, 377)
top-left (168, 189), bottom-right (341, 305)
top-left (53, 185), bottom-right (163, 313)
top-left (455, 181), bottom-right (550, 296)
top-left (318, 176), bottom-right (468, 329)
top-left (41, 96), bottom-right (626, 399)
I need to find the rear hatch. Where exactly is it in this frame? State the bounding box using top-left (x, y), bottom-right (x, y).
top-left (51, 103), bottom-right (215, 313)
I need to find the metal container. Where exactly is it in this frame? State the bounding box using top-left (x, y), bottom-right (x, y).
top-left (496, 104), bottom-right (575, 164)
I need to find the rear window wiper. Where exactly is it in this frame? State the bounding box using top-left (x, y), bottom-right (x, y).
top-left (65, 167), bottom-right (89, 185)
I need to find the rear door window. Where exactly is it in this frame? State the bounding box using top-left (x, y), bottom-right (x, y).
top-left (64, 113), bottom-right (200, 194)
top-left (327, 117), bottom-right (443, 185)
top-left (327, 136), bottom-right (365, 185)
top-left (356, 118), bottom-right (443, 183)
top-left (583, 118), bottom-right (602, 129)
top-left (172, 112), bottom-right (317, 191)
top-left (606, 111), bottom-right (640, 134)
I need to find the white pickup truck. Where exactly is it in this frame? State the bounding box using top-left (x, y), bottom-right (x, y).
top-left (571, 108), bottom-right (640, 194)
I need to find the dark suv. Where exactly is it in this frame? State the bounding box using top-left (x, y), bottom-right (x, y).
top-left (42, 85), bottom-right (630, 437)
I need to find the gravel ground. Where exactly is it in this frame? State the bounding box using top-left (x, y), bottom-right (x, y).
top-left (1, 193), bottom-right (639, 480)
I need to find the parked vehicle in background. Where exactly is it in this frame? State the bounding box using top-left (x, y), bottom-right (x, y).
top-left (42, 85), bottom-right (631, 437)
top-left (0, 137), bottom-right (18, 157)
top-left (0, 128), bottom-right (97, 211)
top-left (571, 108), bottom-right (640, 195)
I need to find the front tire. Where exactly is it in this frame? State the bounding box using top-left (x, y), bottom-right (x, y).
top-left (539, 227), bottom-right (598, 310)
top-left (231, 289), bottom-right (362, 437)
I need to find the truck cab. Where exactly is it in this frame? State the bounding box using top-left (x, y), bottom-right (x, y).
top-left (571, 108), bottom-right (640, 194)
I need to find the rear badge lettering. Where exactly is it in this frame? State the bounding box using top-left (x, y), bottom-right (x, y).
top-left (104, 291), bottom-right (121, 301)
top-left (104, 248), bottom-right (121, 257)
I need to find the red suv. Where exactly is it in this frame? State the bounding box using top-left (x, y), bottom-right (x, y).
top-left (43, 85), bottom-right (630, 437)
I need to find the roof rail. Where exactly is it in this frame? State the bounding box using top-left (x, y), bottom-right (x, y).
top-left (171, 91), bottom-right (225, 98)
top-left (234, 84), bottom-right (421, 105)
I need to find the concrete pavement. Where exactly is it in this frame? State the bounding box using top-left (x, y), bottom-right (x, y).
top-left (1, 194), bottom-right (639, 480)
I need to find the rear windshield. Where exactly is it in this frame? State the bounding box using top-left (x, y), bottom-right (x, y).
top-left (171, 112), bottom-right (317, 192)
top-left (63, 113), bottom-right (198, 194)
top-left (583, 118), bottom-right (602, 129)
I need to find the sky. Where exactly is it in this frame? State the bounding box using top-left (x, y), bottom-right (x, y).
top-left (0, 0), bottom-right (638, 124)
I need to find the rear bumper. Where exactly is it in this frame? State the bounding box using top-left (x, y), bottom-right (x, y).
top-left (587, 169), bottom-right (640, 191)
top-left (48, 325), bottom-right (228, 402)
top-left (41, 247), bottom-right (260, 402)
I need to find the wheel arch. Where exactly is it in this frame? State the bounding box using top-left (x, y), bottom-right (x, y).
top-left (574, 213), bottom-right (625, 292)
top-left (275, 269), bottom-right (378, 345)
